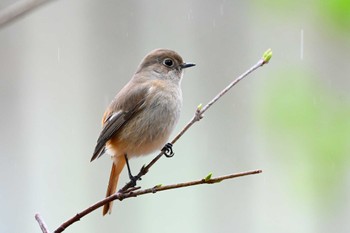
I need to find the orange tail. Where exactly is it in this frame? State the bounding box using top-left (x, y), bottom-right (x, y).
top-left (103, 155), bottom-right (126, 215)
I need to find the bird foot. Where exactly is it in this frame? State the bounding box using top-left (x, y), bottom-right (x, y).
top-left (162, 143), bottom-right (175, 158)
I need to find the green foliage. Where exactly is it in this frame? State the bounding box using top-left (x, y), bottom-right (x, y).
top-left (260, 68), bottom-right (350, 205)
top-left (318, 0), bottom-right (350, 31)
top-left (254, 0), bottom-right (350, 33)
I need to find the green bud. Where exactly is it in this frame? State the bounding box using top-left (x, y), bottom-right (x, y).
top-left (154, 184), bottom-right (162, 188)
top-left (262, 48), bottom-right (272, 63)
top-left (204, 172), bottom-right (213, 181)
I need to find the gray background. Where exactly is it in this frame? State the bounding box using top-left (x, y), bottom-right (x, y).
top-left (1, 0), bottom-right (350, 233)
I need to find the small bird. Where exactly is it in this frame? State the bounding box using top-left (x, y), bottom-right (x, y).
top-left (90, 49), bottom-right (195, 215)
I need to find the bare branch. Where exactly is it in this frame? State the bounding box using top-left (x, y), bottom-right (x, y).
top-left (0, 0), bottom-right (50, 28)
top-left (35, 213), bottom-right (51, 233)
top-left (53, 170), bottom-right (262, 233)
top-left (119, 51), bottom-right (272, 192)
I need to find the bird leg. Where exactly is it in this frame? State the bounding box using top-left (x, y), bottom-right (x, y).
top-left (124, 154), bottom-right (141, 187)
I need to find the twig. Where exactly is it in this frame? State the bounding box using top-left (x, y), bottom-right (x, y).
top-left (35, 213), bottom-right (51, 233)
top-left (0, 0), bottom-right (49, 28)
top-left (53, 170), bottom-right (262, 233)
top-left (120, 49), bottom-right (273, 192)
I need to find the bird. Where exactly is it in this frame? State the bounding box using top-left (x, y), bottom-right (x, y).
top-left (90, 48), bottom-right (195, 215)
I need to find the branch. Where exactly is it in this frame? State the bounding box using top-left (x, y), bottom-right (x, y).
top-left (36, 49), bottom-right (272, 233)
top-left (35, 213), bottom-right (51, 233)
top-left (54, 170), bottom-right (262, 233)
top-left (119, 49), bottom-right (272, 192)
top-left (0, 0), bottom-right (50, 28)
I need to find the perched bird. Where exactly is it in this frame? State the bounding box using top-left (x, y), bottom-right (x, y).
top-left (90, 49), bottom-right (195, 215)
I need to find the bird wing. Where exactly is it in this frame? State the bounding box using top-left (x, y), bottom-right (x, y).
top-left (90, 84), bottom-right (148, 162)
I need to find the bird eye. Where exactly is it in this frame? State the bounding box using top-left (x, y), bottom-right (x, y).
top-left (163, 58), bottom-right (174, 67)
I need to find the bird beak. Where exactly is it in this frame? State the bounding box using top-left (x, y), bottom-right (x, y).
top-left (180, 62), bottom-right (196, 69)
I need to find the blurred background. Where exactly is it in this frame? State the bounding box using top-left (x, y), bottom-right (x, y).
top-left (1, 0), bottom-right (350, 232)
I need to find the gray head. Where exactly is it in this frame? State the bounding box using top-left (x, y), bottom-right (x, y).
top-left (135, 49), bottom-right (195, 83)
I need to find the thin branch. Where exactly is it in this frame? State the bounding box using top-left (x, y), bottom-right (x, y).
top-left (120, 50), bottom-right (272, 192)
top-left (0, 0), bottom-right (49, 28)
top-left (35, 213), bottom-right (51, 233)
top-left (54, 170), bottom-right (262, 233)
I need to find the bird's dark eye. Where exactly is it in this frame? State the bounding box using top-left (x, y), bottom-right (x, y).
top-left (163, 58), bottom-right (174, 67)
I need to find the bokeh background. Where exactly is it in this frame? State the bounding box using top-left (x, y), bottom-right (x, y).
top-left (1, 0), bottom-right (350, 232)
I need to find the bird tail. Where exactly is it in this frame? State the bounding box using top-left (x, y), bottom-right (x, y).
top-left (103, 155), bottom-right (126, 215)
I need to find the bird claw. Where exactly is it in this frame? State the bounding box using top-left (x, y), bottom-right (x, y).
top-left (129, 174), bottom-right (142, 187)
top-left (162, 143), bottom-right (174, 158)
